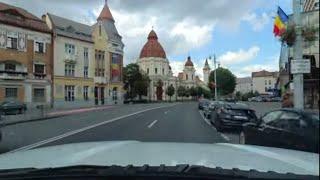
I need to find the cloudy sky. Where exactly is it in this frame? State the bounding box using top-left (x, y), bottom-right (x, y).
top-left (1, 0), bottom-right (292, 79)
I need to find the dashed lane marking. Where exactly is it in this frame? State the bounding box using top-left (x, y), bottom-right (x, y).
top-left (147, 120), bottom-right (158, 128)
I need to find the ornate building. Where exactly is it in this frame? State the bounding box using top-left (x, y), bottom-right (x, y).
top-left (137, 29), bottom-right (209, 101)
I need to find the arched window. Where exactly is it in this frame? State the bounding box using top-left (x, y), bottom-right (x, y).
top-left (186, 74), bottom-right (188, 80)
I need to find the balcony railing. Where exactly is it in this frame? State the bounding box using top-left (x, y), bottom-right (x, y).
top-left (94, 76), bottom-right (107, 84)
top-left (33, 73), bottom-right (47, 80)
top-left (64, 53), bottom-right (78, 63)
top-left (0, 70), bottom-right (28, 80)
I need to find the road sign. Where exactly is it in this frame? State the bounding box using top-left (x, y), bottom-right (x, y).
top-left (291, 59), bottom-right (310, 74)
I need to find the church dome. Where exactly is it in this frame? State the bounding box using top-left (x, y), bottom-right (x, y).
top-left (185, 56), bottom-right (194, 67)
top-left (139, 30), bottom-right (167, 59)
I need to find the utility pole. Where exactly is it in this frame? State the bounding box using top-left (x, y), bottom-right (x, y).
top-left (292, 0), bottom-right (304, 109)
top-left (213, 54), bottom-right (218, 101)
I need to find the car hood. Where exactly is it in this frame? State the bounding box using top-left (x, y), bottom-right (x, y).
top-left (0, 141), bottom-right (318, 176)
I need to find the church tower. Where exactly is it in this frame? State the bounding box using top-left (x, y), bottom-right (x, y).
top-left (203, 59), bottom-right (211, 85)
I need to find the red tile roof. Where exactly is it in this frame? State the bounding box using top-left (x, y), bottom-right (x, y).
top-left (252, 70), bottom-right (278, 78)
top-left (0, 2), bottom-right (50, 33)
top-left (185, 56), bottom-right (194, 67)
top-left (97, 0), bottom-right (114, 22)
top-left (140, 30), bottom-right (167, 59)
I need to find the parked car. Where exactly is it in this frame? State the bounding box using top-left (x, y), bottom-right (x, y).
top-left (210, 103), bottom-right (258, 131)
top-left (250, 96), bottom-right (263, 102)
top-left (198, 99), bottom-right (210, 110)
top-left (240, 108), bottom-right (319, 153)
top-left (203, 101), bottom-right (224, 119)
top-left (0, 100), bottom-right (27, 115)
top-left (270, 96), bottom-right (282, 102)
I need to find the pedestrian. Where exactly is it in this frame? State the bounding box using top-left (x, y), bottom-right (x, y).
top-left (282, 92), bottom-right (293, 108)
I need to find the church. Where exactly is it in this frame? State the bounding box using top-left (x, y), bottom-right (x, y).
top-left (137, 29), bottom-right (211, 101)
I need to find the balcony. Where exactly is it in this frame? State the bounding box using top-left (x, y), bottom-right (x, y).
top-left (64, 53), bottom-right (78, 63)
top-left (94, 76), bottom-right (107, 84)
top-left (0, 70), bottom-right (28, 80)
top-left (33, 73), bottom-right (47, 80)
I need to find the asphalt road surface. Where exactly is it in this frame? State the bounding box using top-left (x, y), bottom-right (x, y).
top-left (0, 102), bottom-right (280, 154)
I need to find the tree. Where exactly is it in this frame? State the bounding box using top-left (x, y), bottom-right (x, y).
top-left (123, 63), bottom-right (142, 100)
top-left (134, 73), bottom-right (150, 100)
top-left (235, 91), bottom-right (242, 100)
top-left (166, 85), bottom-right (175, 102)
top-left (177, 86), bottom-right (186, 101)
top-left (189, 87), bottom-right (197, 100)
top-left (209, 67), bottom-right (236, 97)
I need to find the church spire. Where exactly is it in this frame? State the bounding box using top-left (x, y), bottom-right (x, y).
top-left (97, 0), bottom-right (115, 22)
top-left (203, 59), bottom-right (210, 70)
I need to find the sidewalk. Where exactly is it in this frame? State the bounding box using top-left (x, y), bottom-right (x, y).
top-left (0, 104), bottom-right (115, 127)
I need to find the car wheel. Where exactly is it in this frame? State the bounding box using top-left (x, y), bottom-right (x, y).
top-left (239, 131), bottom-right (246, 144)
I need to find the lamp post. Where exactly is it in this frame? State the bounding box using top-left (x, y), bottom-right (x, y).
top-left (209, 55), bottom-right (218, 100)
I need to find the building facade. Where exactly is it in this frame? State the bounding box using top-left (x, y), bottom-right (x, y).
top-left (235, 77), bottom-right (253, 94)
top-left (0, 2), bottom-right (52, 108)
top-left (91, 1), bottom-right (124, 105)
top-left (137, 29), bottom-right (208, 101)
top-left (252, 70), bottom-right (278, 94)
top-left (44, 13), bottom-right (95, 108)
top-left (279, 9), bottom-right (319, 108)
top-left (303, 0), bottom-right (319, 12)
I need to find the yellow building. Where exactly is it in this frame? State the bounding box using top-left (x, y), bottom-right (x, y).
top-left (91, 1), bottom-right (124, 105)
top-left (44, 13), bottom-right (95, 108)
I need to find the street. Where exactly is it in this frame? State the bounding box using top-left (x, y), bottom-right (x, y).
top-left (0, 102), bottom-right (281, 154)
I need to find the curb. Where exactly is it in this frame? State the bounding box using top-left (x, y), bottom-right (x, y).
top-left (0, 115), bottom-right (64, 127)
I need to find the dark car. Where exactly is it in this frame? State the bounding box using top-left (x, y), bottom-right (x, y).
top-left (203, 101), bottom-right (224, 119)
top-left (210, 103), bottom-right (258, 131)
top-left (198, 99), bottom-right (210, 110)
top-left (0, 100), bottom-right (27, 115)
top-left (240, 109), bottom-right (319, 153)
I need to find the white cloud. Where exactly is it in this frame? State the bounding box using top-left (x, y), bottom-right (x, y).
top-left (231, 54), bottom-right (280, 77)
top-left (242, 12), bottom-right (270, 31)
top-left (218, 46), bottom-right (260, 65)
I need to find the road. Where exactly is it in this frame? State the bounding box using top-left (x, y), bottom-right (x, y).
top-left (0, 102), bottom-right (280, 154)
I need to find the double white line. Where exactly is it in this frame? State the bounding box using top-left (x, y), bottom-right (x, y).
top-left (8, 104), bottom-right (178, 153)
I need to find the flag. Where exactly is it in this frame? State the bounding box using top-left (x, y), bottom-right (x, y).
top-left (273, 6), bottom-right (288, 37)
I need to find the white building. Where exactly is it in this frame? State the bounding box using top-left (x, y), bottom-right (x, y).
top-left (252, 70), bottom-right (278, 94)
top-left (137, 30), bottom-right (208, 101)
top-left (235, 77), bottom-right (253, 94)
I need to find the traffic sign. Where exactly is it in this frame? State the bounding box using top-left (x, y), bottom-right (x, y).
top-left (291, 59), bottom-right (310, 74)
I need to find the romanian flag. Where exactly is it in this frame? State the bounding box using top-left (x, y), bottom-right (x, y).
top-left (273, 6), bottom-right (289, 37)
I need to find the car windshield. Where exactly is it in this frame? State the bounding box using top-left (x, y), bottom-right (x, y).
top-left (0, 0), bottom-right (319, 178)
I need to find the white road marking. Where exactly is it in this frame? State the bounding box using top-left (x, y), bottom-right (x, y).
top-left (198, 110), bottom-right (212, 127)
top-left (8, 104), bottom-right (178, 153)
top-left (147, 120), bottom-right (158, 128)
top-left (164, 111), bottom-right (169, 114)
top-left (220, 133), bottom-right (230, 141)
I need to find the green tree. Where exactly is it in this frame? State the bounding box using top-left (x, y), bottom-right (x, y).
top-left (133, 73), bottom-right (150, 100)
top-left (235, 91), bottom-right (242, 100)
top-left (189, 87), bottom-right (197, 100)
top-left (123, 63), bottom-right (142, 100)
top-left (177, 86), bottom-right (186, 101)
top-left (166, 85), bottom-right (175, 102)
top-left (254, 90), bottom-right (260, 97)
top-left (209, 67), bottom-right (236, 97)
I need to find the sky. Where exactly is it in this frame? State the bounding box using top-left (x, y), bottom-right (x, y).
top-left (0, 0), bottom-right (293, 79)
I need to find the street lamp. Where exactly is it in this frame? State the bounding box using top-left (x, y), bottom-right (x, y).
top-left (209, 55), bottom-right (218, 100)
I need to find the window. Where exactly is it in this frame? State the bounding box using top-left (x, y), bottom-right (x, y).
top-left (7, 36), bottom-right (17, 49)
top-left (84, 66), bottom-right (88, 78)
top-left (34, 64), bottom-right (45, 74)
top-left (33, 88), bottom-right (45, 102)
top-left (186, 74), bottom-right (188, 80)
top-left (34, 41), bottom-right (45, 53)
top-left (95, 50), bottom-right (105, 77)
top-left (65, 43), bottom-right (75, 55)
top-left (262, 111), bottom-right (283, 125)
top-left (147, 68), bottom-right (149, 74)
top-left (5, 63), bottom-right (16, 72)
top-left (162, 68), bottom-right (164, 75)
top-left (65, 85), bottom-right (75, 101)
top-left (83, 48), bottom-right (89, 65)
top-left (265, 80), bottom-right (267, 85)
top-left (155, 68), bottom-right (158, 74)
top-left (269, 80), bottom-right (271, 85)
top-left (65, 63), bottom-right (75, 76)
top-left (83, 86), bottom-right (89, 101)
top-left (5, 88), bottom-right (17, 98)
top-left (99, 24), bottom-right (102, 36)
top-left (192, 75), bottom-right (194, 80)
